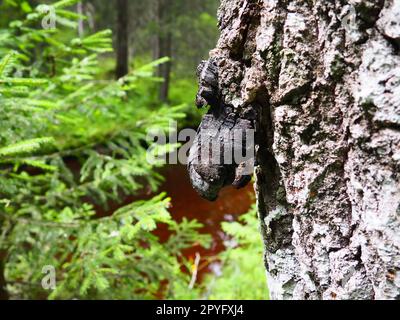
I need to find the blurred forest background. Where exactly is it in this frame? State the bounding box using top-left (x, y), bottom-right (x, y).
top-left (0, 0), bottom-right (268, 300)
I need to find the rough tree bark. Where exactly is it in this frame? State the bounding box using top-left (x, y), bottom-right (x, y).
top-left (189, 0), bottom-right (400, 300)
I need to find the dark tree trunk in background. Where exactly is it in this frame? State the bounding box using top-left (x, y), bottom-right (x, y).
top-left (77, 2), bottom-right (84, 37)
top-left (115, 0), bottom-right (129, 78)
top-left (197, 0), bottom-right (400, 299)
top-left (156, 0), bottom-right (172, 103)
top-left (0, 251), bottom-right (8, 300)
top-left (158, 32), bottom-right (172, 102)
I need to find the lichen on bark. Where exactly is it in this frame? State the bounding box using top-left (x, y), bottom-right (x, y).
top-left (189, 0), bottom-right (400, 300)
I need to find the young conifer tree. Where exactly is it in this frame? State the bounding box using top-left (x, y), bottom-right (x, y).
top-left (0, 0), bottom-right (210, 300)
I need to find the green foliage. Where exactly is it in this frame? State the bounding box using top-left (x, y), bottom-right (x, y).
top-left (202, 206), bottom-right (269, 300)
top-left (0, 0), bottom-right (210, 299)
top-left (91, 0), bottom-right (219, 80)
top-left (169, 77), bottom-right (206, 126)
top-left (0, 137), bottom-right (55, 157)
top-left (173, 11), bottom-right (219, 78)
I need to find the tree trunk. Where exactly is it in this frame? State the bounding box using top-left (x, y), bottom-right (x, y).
top-left (115, 0), bottom-right (129, 79)
top-left (156, 0), bottom-right (172, 103)
top-left (0, 250), bottom-right (8, 300)
top-left (158, 32), bottom-right (172, 102)
top-left (77, 2), bottom-right (84, 37)
top-left (191, 0), bottom-right (400, 300)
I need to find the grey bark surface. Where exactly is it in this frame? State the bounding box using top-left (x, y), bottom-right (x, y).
top-left (190, 0), bottom-right (400, 300)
